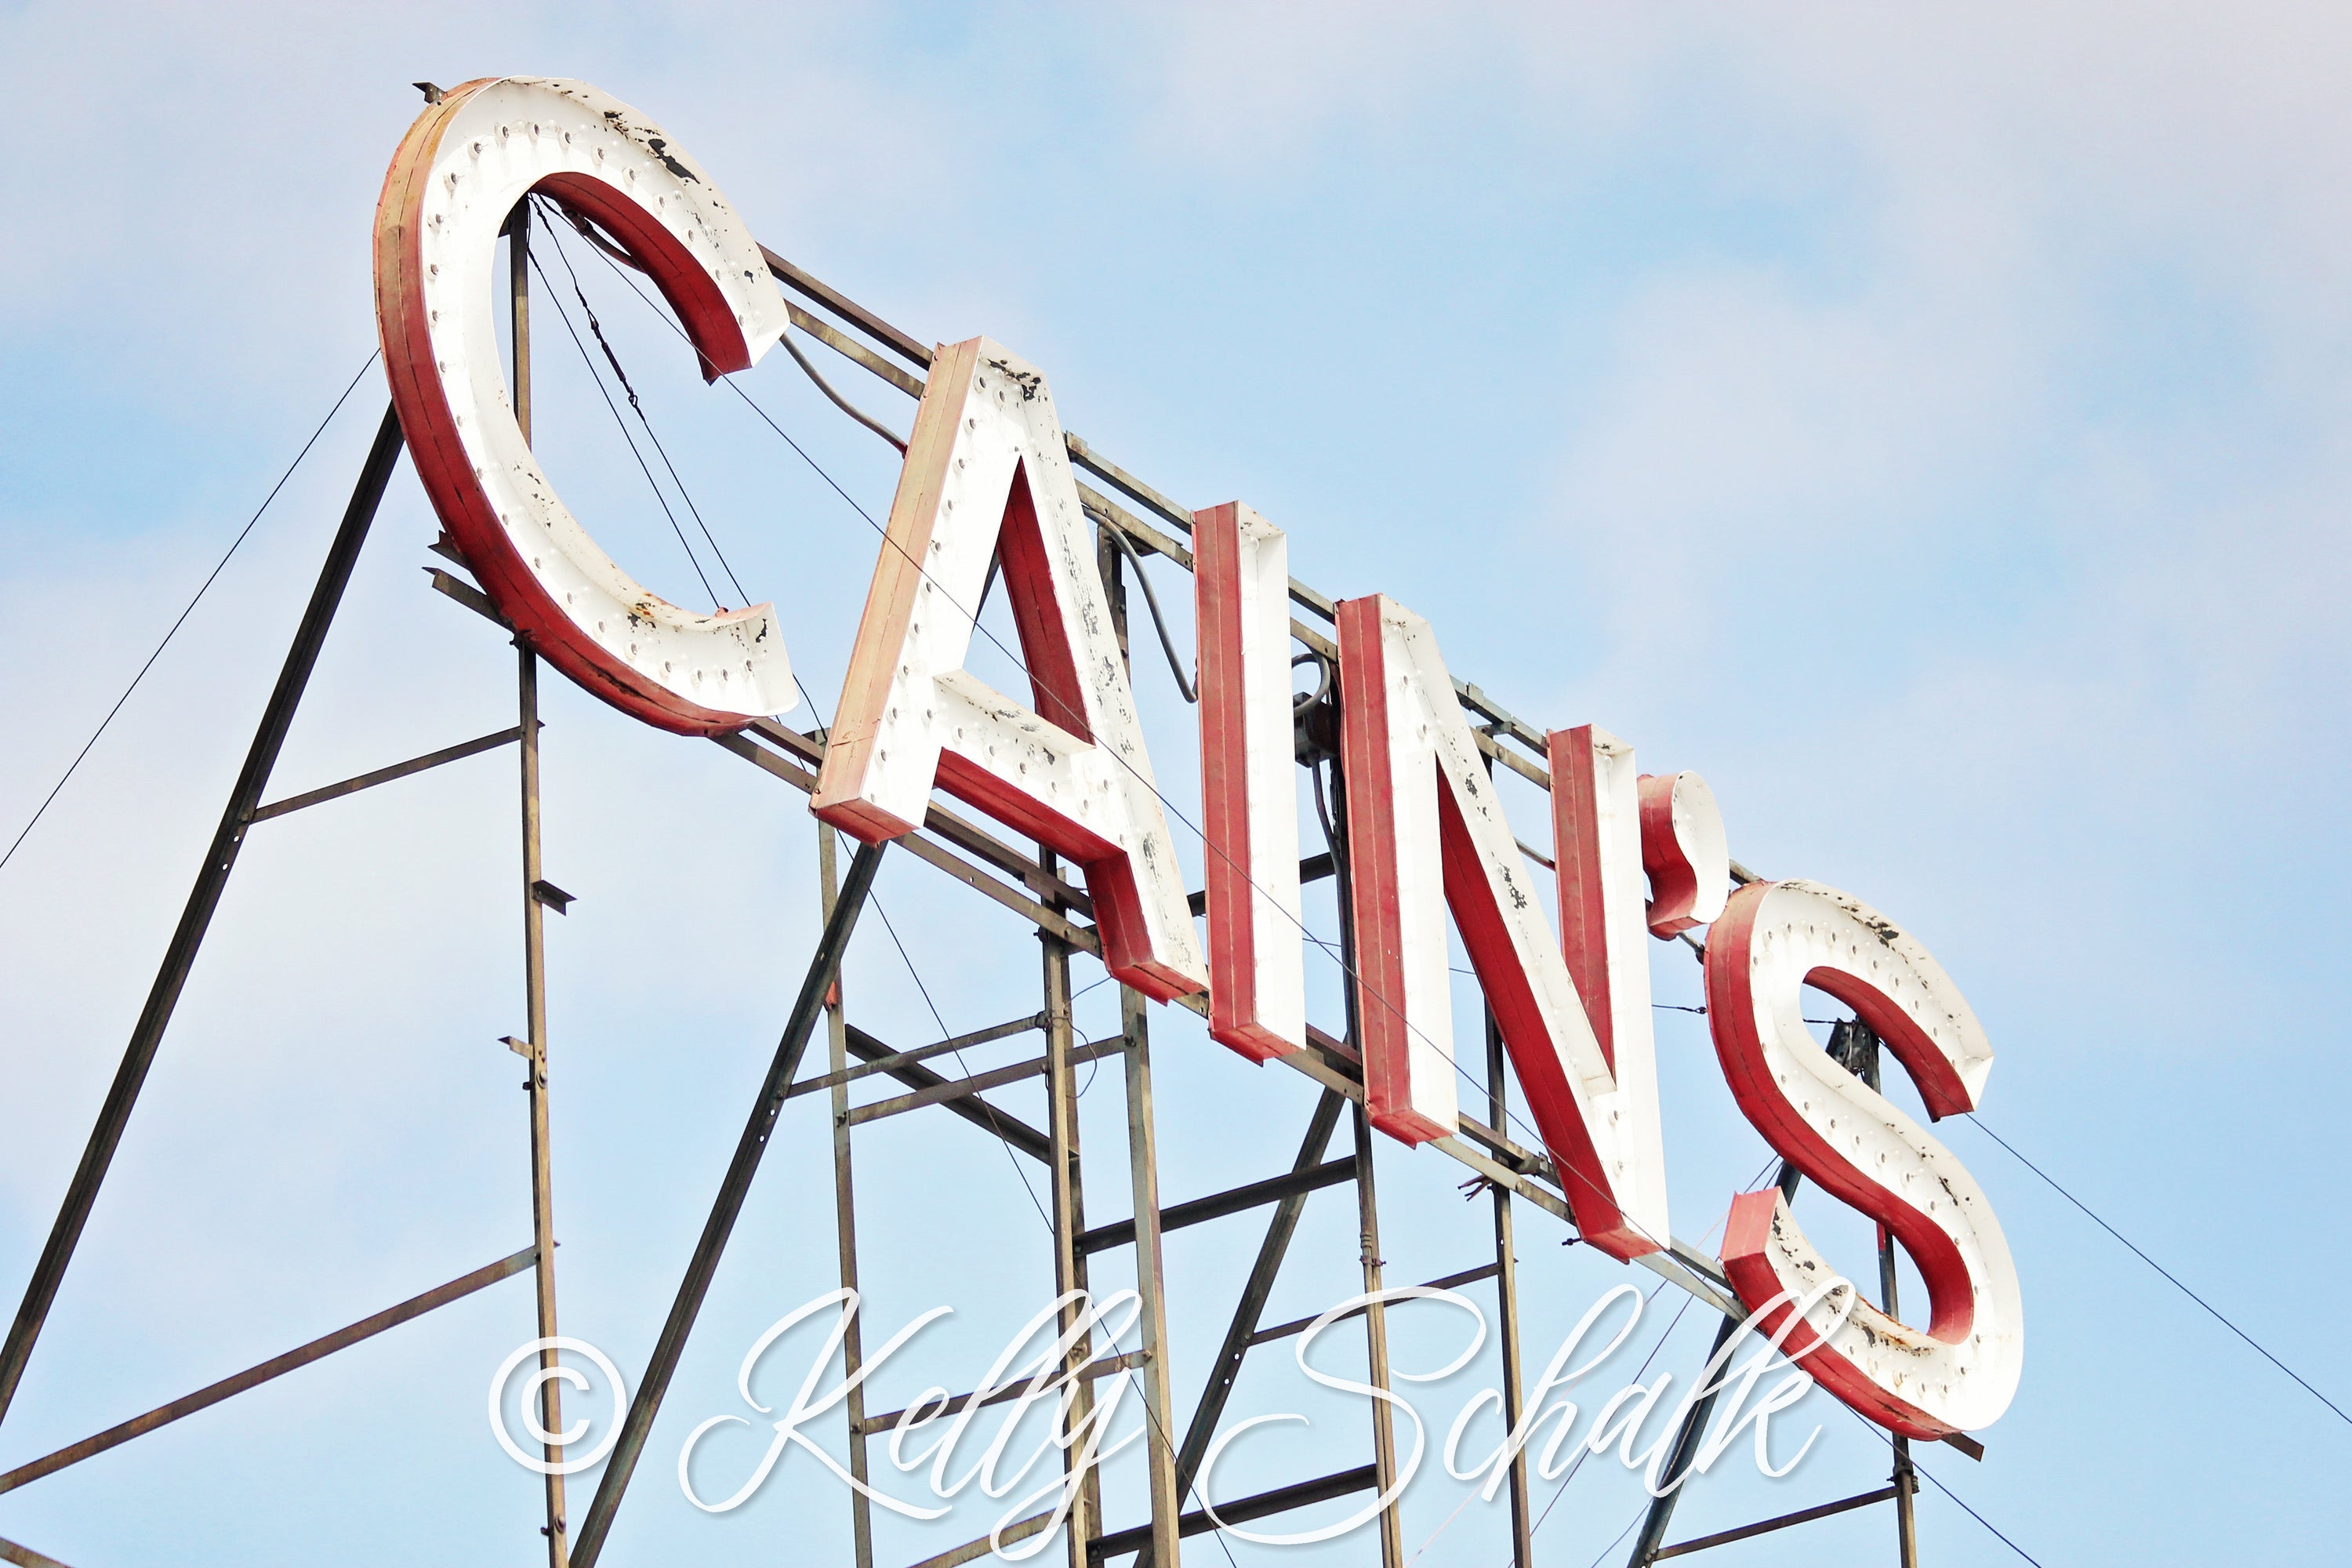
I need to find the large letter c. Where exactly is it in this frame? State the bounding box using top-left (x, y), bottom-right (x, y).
top-left (375, 75), bottom-right (796, 735)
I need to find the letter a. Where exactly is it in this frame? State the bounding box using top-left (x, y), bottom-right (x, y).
top-left (813, 338), bottom-right (1205, 1001)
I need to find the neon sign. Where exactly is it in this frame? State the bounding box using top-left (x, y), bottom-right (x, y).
top-left (376, 75), bottom-right (2023, 1443)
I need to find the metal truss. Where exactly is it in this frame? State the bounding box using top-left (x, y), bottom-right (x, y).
top-left (0, 196), bottom-right (1972, 1568)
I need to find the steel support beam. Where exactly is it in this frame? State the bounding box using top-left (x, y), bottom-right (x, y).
top-left (1246, 1263), bottom-right (1501, 1348)
top-left (0, 1534), bottom-right (74, 1568)
top-left (0, 401), bottom-right (405, 1428)
top-left (786, 1014), bottom-right (1047, 1101)
top-left (845, 1040), bottom-right (1123, 1127)
top-left (1078, 1157), bottom-right (1356, 1254)
top-left (1487, 1012), bottom-right (1534, 1567)
top-left (0, 1247), bottom-right (534, 1495)
top-left (1040, 854), bottom-right (1102, 1568)
top-left (1849, 1024), bottom-right (1922, 1568)
top-left (840, 1025), bottom-right (1053, 1162)
top-left (247, 726), bottom-right (521, 822)
top-left (1120, 987), bottom-right (1183, 1566)
top-left (1165, 1088), bottom-right (1345, 1497)
top-left (1088, 1464), bottom-right (1380, 1562)
top-left (1628, 1161), bottom-right (1804, 1567)
top-left (1650, 1486), bottom-right (1899, 1560)
top-left (568, 840), bottom-right (886, 1568)
top-left (1353, 1102), bottom-right (1406, 1568)
top-left (818, 828), bottom-right (876, 1568)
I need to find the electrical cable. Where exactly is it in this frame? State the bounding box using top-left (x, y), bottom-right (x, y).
top-left (524, 248), bottom-right (722, 605)
top-left (534, 220), bottom-right (1060, 1241)
top-left (557, 214), bottom-right (1740, 1275)
top-left (1842, 1407), bottom-right (2045, 1568)
top-left (1966, 1117), bottom-right (2352, 1430)
top-left (543, 220), bottom-right (1841, 1567)
top-left (0, 350), bottom-right (380, 878)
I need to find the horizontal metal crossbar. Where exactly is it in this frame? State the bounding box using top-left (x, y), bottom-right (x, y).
top-left (786, 1014), bottom-right (1049, 1102)
top-left (0, 1246), bottom-right (535, 1496)
top-left (248, 726), bottom-right (523, 822)
top-left (1649, 1483), bottom-right (1900, 1560)
top-left (841, 1026), bottom-right (1051, 1163)
top-left (1185, 851), bottom-right (1334, 918)
top-left (900, 1510), bottom-right (1058, 1568)
top-left (845, 1038), bottom-right (1124, 1127)
top-left (1248, 1262), bottom-right (1504, 1348)
top-left (1087, 1462), bottom-right (1380, 1561)
top-left (1078, 1158), bottom-right (1356, 1255)
top-left (855, 1348), bottom-right (1149, 1439)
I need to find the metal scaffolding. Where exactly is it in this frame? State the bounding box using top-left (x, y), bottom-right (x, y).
top-left (0, 192), bottom-right (1973, 1568)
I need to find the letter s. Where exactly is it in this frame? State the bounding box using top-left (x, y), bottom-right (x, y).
top-left (1705, 880), bottom-right (2023, 1437)
top-left (375, 76), bottom-right (797, 735)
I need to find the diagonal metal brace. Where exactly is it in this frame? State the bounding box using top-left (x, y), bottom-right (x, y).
top-left (568, 840), bottom-right (886, 1568)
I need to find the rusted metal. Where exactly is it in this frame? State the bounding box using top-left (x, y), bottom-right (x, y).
top-left (567, 841), bottom-right (886, 1568)
top-left (0, 1247), bottom-right (534, 1496)
top-left (517, 640), bottom-right (571, 1563)
top-left (758, 244), bottom-right (934, 372)
top-left (839, 1025), bottom-right (1052, 1162)
top-left (1076, 1158), bottom-right (1356, 1254)
top-left (843, 1040), bottom-right (1122, 1127)
top-left (1849, 1025), bottom-right (1923, 1568)
top-left (1245, 1264), bottom-right (1504, 1348)
top-left (1088, 1464), bottom-right (1381, 1562)
top-left (1353, 1104), bottom-right (1407, 1568)
top-left (1627, 1160), bottom-right (1808, 1568)
top-left (0, 403), bottom-right (405, 1430)
top-left (1487, 1014), bottom-right (1535, 1568)
top-left (0, 1536), bottom-right (72, 1568)
top-left (817, 829), bottom-right (876, 1568)
top-left (1040, 869), bottom-right (1102, 1568)
top-left (1649, 1486), bottom-right (1901, 1560)
top-left (1155, 1087), bottom-right (1348, 1562)
top-left (786, 302), bottom-right (927, 397)
top-left (247, 726), bottom-right (522, 822)
top-left (905, 1511), bottom-right (1060, 1568)
top-left (854, 1349), bottom-right (1149, 1439)
top-left (1119, 987), bottom-right (1185, 1565)
top-left (785, 1013), bottom-right (1047, 1100)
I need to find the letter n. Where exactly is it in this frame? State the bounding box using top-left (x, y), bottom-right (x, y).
top-left (1336, 595), bottom-right (1668, 1258)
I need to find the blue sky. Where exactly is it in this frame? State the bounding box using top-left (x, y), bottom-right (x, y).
top-left (3, 4), bottom-right (2349, 1565)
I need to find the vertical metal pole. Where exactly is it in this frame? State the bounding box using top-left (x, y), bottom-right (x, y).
top-left (1352, 1103), bottom-right (1406, 1568)
top-left (1121, 988), bottom-right (1182, 1566)
top-left (1324, 759), bottom-right (1406, 1568)
top-left (1041, 862), bottom-right (1098, 1568)
top-left (1851, 1026), bottom-right (1920, 1568)
top-left (1486, 1014), bottom-right (1534, 1568)
top-left (819, 828), bottom-right (876, 1568)
top-left (517, 651), bottom-right (568, 1568)
top-left (509, 197), bottom-right (569, 1568)
top-left (0, 402), bottom-right (405, 1428)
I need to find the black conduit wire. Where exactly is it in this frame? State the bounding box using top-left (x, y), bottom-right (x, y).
top-left (1091, 509), bottom-right (1197, 703)
top-left (779, 328), bottom-right (909, 454)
